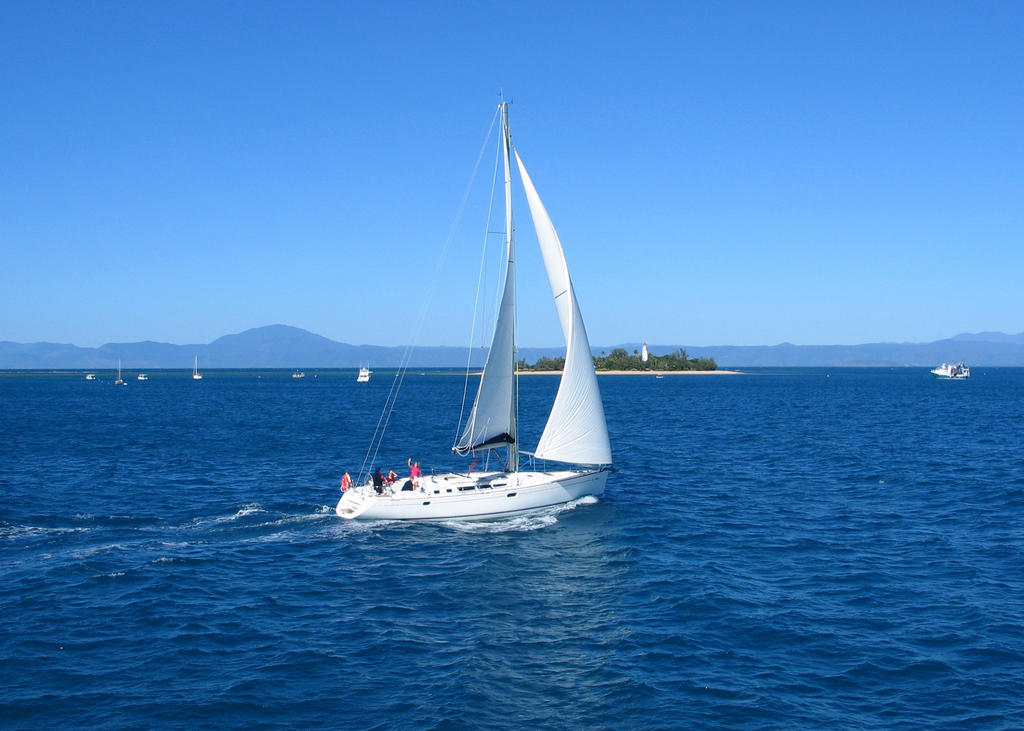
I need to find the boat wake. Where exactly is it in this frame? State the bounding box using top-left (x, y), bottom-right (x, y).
top-left (180, 503), bottom-right (334, 539)
top-left (213, 503), bottom-right (266, 523)
top-left (440, 494), bottom-right (599, 533)
top-left (1, 522), bottom-right (90, 539)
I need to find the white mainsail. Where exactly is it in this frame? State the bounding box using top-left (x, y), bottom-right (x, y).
top-left (515, 152), bottom-right (612, 466)
top-left (454, 105), bottom-right (517, 455)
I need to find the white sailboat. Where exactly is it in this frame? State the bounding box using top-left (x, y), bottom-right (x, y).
top-left (192, 355), bottom-right (203, 380)
top-left (114, 359), bottom-right (126, 386)
top-left (336, 103), bottom-right (611, 521)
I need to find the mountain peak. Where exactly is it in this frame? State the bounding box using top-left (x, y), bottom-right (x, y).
top-left (211, 324), bottom-right (327, 345)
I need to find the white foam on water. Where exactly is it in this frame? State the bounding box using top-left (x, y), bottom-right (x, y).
top-left (441, 495), bottom-right (599, 534)
top-left (250, 510), bottom-right (332, 531)
top-left (1, 524), bottom-right (90, 539)
top-left (214, 503), bottom-right (266, 523)
top-left (70, 542), bottom-right (127, 558)
top-left (441, 512), bottom-right (557, 533)
top-left (251, 529), bottom-right (311, 543)
top-left (181, 503), bottom-right (267, 531)
top-left (320, 519), bottom-right (400, 538)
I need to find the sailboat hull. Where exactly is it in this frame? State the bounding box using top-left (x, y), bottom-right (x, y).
top-left (335, 469), bottom-right (608, 521)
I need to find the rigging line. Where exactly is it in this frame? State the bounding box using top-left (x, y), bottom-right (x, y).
top-left (357, 365), bottom-right (404, 482)
top-left (357, 361), bottom-right (401, 480)
top-left (455, 123), bottom-right (503, 445)
top-left (367, 324), bottom-right (431, 473)
top-left (362, 335), bottom-right (420, 481)
top-left (365, 362), bottom-right (406, 480)
top-left (364, 105), bottom-right (501, 471)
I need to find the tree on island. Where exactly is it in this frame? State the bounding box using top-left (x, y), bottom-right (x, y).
top-left (516, 356), bottom-right (565, 371)
top-left (517, 347), bottom-right (716, 372)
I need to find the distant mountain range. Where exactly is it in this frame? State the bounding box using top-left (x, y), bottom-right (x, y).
top-left (679, 331), bottom-right (1024, 367)
top-left (2, 324), bottom-right (1023, 369)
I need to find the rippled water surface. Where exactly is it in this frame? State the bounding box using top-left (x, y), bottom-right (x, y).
top-left (2, 368), bottom-right (1023, 728)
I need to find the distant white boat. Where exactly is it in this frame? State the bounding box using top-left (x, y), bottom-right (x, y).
top-left (337, 102), bottom-right (610, 521)
top-left (356, 366), bottom-right (371, 383)
top-left (292, 371), bottom-right (306, 379)
top-left (192, 355), bottom-right (203, 380)
top-left (931, 362), bottom-right (970, 379)
top-left (114, 359), bottom-right (126, 386)
top-left (137, 373), bottom-right (148, 381)
top-left (85, 373), bottom-right (96, 381)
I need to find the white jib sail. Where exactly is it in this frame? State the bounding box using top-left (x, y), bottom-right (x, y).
top-left (515, 151), bottom-right (612, 466)
top-left (454, 108), bottom-right (517, 454)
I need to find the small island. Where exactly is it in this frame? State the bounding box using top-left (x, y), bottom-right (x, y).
top-left (517, 348), bottom-right (719, 373)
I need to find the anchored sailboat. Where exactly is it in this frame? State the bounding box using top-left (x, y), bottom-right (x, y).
top-left (192, 355), bottom-right (203, 380)
top-left (336, 103), bottom-right (611, 521)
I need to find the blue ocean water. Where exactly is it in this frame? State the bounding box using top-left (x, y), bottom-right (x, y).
top-left (2, 368), bottom-right (1023, 728)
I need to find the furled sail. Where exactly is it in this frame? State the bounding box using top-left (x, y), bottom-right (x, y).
top-left (453, 107), bottom-right (517, 455)
top-left (515, 151), bottom-right (612, 465)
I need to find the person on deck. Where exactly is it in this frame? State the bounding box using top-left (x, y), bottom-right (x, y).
top-left (372, 468), bottom-right (384, 494)
top-left (340, 472), bottom-right (351, 491)
top-left (404, 458), bottom-right (422, 492)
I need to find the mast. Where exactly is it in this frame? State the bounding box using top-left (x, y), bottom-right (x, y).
top-left (501, 102), bottom-right (519, 472)
top-left (452, 102), bottom-right (518, 466)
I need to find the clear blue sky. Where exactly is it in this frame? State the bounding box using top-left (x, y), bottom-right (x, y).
top-left (2, 1), bottom-right (1021, 348)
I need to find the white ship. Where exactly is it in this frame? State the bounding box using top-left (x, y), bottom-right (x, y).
top-left (356, 367), bottom-right (371, 383)
top-left (931, 362), bottom-right (970, 379)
